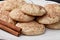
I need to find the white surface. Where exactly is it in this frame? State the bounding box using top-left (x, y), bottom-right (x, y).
top-left (0, 0), bottom-right (60, 40)
top-left (0, 29), bottom-right (60, 40)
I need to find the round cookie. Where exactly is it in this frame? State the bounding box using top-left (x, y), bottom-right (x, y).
top-left (16, 21), bottom-right (45, 35)
top-left (4, 0), bottom-right (25, 8)
top-left (4, 0), bottom-right (24, 2)
top-left (46, 21), bottom-right (60, 30)
top-left (0, 10), bottom-right (15, 25)
top-left (0, 1), bottom-right (5, 9)
top-left (9, 8), bottom-right (34, 22)
top-left (37, 15), bottom-right (59, 24)
top-left (37, 4), bottom-right (60, 24)
top-left (20, 3), bottom-right (46, 16)
top-left (1, 1), bottom-right (17, 11)
top-left (45, 4), bottom-right (60, 17)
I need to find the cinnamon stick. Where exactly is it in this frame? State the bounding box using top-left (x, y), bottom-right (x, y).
top-left (0, 24), bottom-right (20, 36)
top-left (0, 19), bottom-right (21, 32)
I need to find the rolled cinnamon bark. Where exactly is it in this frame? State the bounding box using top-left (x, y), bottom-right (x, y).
top-left (0, 19), bottom-right (21, 32)
top-left (0, 24), bottom-right (20, 36)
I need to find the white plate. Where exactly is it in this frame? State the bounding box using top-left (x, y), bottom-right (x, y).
top-left (0, 0), bottom-right (60, 40)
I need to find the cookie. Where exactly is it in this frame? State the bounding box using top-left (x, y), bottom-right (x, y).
top-left (5, 0), bottom-right (24, 3)
top-left (0, 1), bottom-right (5, 9)
top-left (0, 10), bottom-right (15, 25)
top-left (37, 15), bottom-right (59, 24)
top-left (20, 3), bottom-right (46, 16)
top-left (9, 8), bottom-right (34, 22)
top-left (46, 21), bottom-right (60, 30)
top-left (16, 21), bottom-right (45, 35)
top-left (4, 0), bottom-right (25, 8)
top-left (45, 4), bottom-right (60, 17)
top-left (1, 1), bottom-right (17, 11)
top-left (37, 4), bottom-right (60, 24)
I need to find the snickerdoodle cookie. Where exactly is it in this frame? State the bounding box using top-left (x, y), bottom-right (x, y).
top-left (16, 21), bottom-right (45, 35)
top-left (37, 4), bottom-right (60, 24)
top-left (9, 8), bottom-right (34, 22)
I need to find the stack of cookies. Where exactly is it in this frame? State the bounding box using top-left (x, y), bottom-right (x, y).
top-left (0, 0), bottom-right (60, 36)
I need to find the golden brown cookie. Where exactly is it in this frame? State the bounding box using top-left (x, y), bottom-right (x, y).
top-left (9, 8), bottom-right (34, 22)
top-left (37, 4), bottom-right (60, 24)
top-left (4, 0), bottom-right (25, 8)
top-left (4, 0), bottom-right (24, 3)
top-left (20, 3), bottom-right (46, 16)
top-left (37, 15), bottom-right (59, 24)
top-left (45, 4), bottom-right (60, 17)
top-left (0, 10), bottom-right (15, 25)
top-left (0, 1), bottom-right (5, 9)
top-left (1, 1), bottom-right (17, 11)
top-left (16, 21), bottom-right (45, 35)
top-left (46, 21), bottom-right (60, 30)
